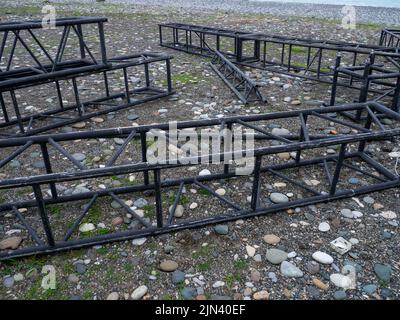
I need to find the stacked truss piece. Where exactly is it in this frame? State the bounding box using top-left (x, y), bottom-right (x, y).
top-left (0, 17), bottom-right (175, 137)
top-left (1, 101), bottom-right (399, 260)
top-left (210, 50), bottom-right (266, 104)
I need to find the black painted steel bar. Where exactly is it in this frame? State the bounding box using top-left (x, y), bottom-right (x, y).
top-left (48, 138), bottom-right (87, 170)
top-left (12, 206), bottom-right (43, 246)
top-left (32, 184), bottom-right (55, 246)
top-left (108, 192), bottom-right (152, 228)
top-left (193, 180), bottom-right (242, 211)
top-left (1, 102), bottom-right (400, 260)
top-left (167, 181), bottom-right (185, 225)
top-left (63, 194), bottom-right (99, 241)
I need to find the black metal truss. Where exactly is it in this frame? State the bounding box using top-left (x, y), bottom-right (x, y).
top-left (210, 50), bottom-right (266, 104)
top-left (1, 101), bottom-right (400, 260)
top-left (330, 53), bottom-right (400, 120)
top-left (379, 28), bottom-right (400, 48)
top-left (0, 17), bottom-right (110, 91)
top-left (159, 23), bottom-right (400, 89)
top-left (0, 52), bottom-right (174, 137)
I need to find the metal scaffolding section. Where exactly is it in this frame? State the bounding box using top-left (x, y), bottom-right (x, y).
top-left (379, 28), bottom-right (400, 48)
top-left (330, 53), bottom-right (400, 121)
top-left (0, 17), bottom-right (175, 137)
top-left (0, 52), bottom-right (174, 137)
top-left (0, 17), bottom-right (110, 90)
top-left (159, 23), bottom-right (400, 88)
top-left (209, 50), bottom-right (266, 104)
top-left (1, 101), bottom-right (399, 260)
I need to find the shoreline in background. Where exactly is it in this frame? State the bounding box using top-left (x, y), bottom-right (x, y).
top-left (251, 0), bottom-right (400, 9)
top-left (1, 0), bottom-right (400, 26)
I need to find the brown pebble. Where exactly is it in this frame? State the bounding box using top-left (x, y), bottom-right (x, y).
top-left (253, 290), bottom-right (269, 300)
top-left (0, 236), bottom-right (23, 250)
top-left (283, 288), bottom-right (292, 299)
top-left (72, 122), bottom-right (86, 129)
top-left (277, 152), bottom-right (291, 160)
top-left (159, 260), bottom-right (179, 272)
top-left (111, 217), bottom-right (124, 226)
top-left (196, 295), bottom-right (207, 300)
top-left (91, 117), bottom-right (104, 123)
top-left (312, 278), bottom-right (329, 290)
top-left (373, 203), bottom-right (384, 210)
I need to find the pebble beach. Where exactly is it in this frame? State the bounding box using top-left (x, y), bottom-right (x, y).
top-left (0, 0), bottom-right (399, 301)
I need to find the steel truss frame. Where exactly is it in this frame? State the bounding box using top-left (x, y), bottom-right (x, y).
top-left (1, 101), bottom-right (399, 260)
top-left (158, 23), bottom-right (400, 89)
top-left (0, 17), bottom-right (110, 90)
top-left (210, 50), bottom-right (266, 104)
top-left (0, 52), bottom-right (174, 137)
top-left (379, 29), bottom-right (400, 48)
top-left (330, 53), bottom-right (400, 121)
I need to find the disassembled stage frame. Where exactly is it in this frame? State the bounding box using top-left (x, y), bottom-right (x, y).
top-left (0, 17), bottom-right (174, 137)
top-left (1, 101), bottom-right (400, 260)
top-left (159, 23), bottom-right (400, 87)
top-left (159, 23), bottom-right (400, 110)
top-left (1, 18), bottom-right (400, 260)
top-left (379, 28), bottom-right (400, 49)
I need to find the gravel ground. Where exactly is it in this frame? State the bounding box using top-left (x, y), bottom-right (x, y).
top-left (0, 1), bottom-right (399, 301)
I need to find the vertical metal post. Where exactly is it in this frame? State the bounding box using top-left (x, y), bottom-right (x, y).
top-left (0, 92), bottom-right (9, 123)
top-left (356, 58), bottom-right (373, 121)
top-left (103, 71), bottom-right (110, 97)
top-left (76, 24), bottom-right (86, 60)
top-left (166, 58), bottom-right (173, 93)
top-left (330, 54), bottom-right (341, 106)
top-left (295, 114), bottom-right (308, 163)
top-left (251, 155), bottom-right (262, 210)
top-left (288, 44), bottom-right (292, 71)
top-left (330, 143), bottom-right (347, 195)
top-left (280, 43), bottom-right (285, 65)
top-left (32, 184), bottom-right (55, 246)
top-left (40, 142), bottom-right (58, 199)
top-left (224, 122), bottom-right (233, 174)
top-left (98, 22), bottom-right (107, 65)
top-left (10, 90), bottom-right (25, 133)
top-left (358, 114), bottom-right (372, 153)
top-left (140, 131), bottom-right (149, 185)
top-left (391, 76), bottom-right (400, 112)
top-left (236, 37), bottom-right (242, 62)
top-left (144, 62), bottom-right (150, 88)
top-left (154, 169), bottom-right (163, 228)
top-left (0, 31), bottom-right (9, 67)
top-left (123, 67), bottom-right (130, 103)
top-left (263, 41), bottom-right (267, 68)
top-left (72, 78), bottom-right (83, 116)
top-left (55, 81), bottom-right (64, 110)
top-left (350, 52), bottom-right (358, 86)
top-left (159, 25), bottom-right (163, 45)
top-left (254, 40), bottom-right (260, 60)
top-left (316, 48), bottom-right (323, 78)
